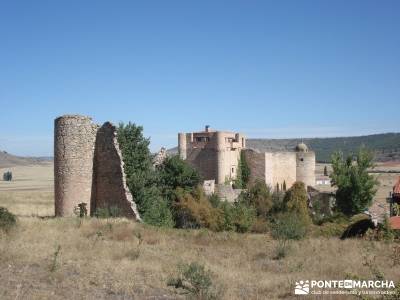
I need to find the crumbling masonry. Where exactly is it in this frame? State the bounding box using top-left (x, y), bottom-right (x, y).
top-left (54, 115), bottom-right (140, 219)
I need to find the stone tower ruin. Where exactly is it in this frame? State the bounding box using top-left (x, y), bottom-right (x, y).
top-left (54, 115), bottom-right (140, 219)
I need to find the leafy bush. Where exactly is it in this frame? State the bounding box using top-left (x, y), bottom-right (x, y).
top-left (77, 202), bottom-right (88, 218)
top-left (142, 195), bottom-right (174, 228)
top-left (0, 207), bottom-right (17, 232)
top-left (251, 218), bottom-right (269, 233)
top-left (366, 216), bottom-right (400, 242)
top-left (271, 212), bottom-right (308, 240)
top-left (311, 222), bottom-right (349, 238)
top-left (157, 155), bottom-right (201, 203)
top-left (309, 212), bottom-right (350, 238)
top-left (208, 194), bottom-right (222, 208)
top-left (330, 148), bottom-right (378, 216)
top-left (2, 171), bottom-right (12, 181)
top-left (270, 190), bottom-right (286, 214)
top-left (231, 202), bottom-right (256, 233)
top-left (168, 262), bottom-right (220, 299)
top-left (283, 181), bottom-right (311, 224)
top-left (238, 180), bottom-right (273, 218)
top-left (173, 187), bottom-right (224, 231)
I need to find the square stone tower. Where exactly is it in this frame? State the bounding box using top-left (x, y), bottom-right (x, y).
top-left (178, 126), bottom-right (245, 184)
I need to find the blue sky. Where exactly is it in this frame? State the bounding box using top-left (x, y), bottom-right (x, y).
top-left (0, 1), bottom-right (399, 156)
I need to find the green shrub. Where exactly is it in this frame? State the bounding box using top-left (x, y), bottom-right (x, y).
top-left (270, 190), bottom-right (286, 214)
top-left (238, 180), bottom-right (273, 218)
top-left (2, 171), bottom-right (12, 181)
top-left (311, 222), bottom-right (348, 238)
top-left (251, 218), bottom-right (269, 233)
top-left (271, 212), bottom-right (308, 240)
top-left (367, 216), bottom-right (400, 242)
top-left (168, 262), bottom-right (220, 299)
top-left (330, 148), bottom-right (377, 216)
top-left (208, 194), bottom-right (222, 208)
top-left (283, 182), bottom-right (311, 224)
top-left (157, 155), bottom-right (201, 204)
top-left (173, 187), bottom-right (224, 231)
top-left (0, 207), bottom-right (17, 232)
top-left (77, 202), bottom-right (88, 218)
top-left (230, 202), bottom-right (256, 233)
top-left (216, 201), bottom-right (236, 231)
top-left (142, 196), bottom-right (174, 228)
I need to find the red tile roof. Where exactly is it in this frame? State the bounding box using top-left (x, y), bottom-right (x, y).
top-left (394, 177), bottom-right (400, 195)
top-left (389, 216), bottom-right (400, 230)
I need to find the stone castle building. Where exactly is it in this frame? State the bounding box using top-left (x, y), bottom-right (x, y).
top-left (54, 116), bottom-right (315, 218)
top-left (54, 115), bottom-right (140, 219)
top-left (179, 127), bottom-right (315, 190)
top-left (178, 126), bottom-right (246, 184)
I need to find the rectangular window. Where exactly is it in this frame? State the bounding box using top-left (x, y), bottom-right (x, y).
top-left (195, 137), bottom-right (210, 142)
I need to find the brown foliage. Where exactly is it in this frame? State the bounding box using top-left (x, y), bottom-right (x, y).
top-left (173, 187), bottom-right (224, 231)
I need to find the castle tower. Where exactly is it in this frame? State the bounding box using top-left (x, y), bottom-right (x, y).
top-left (54, 115), bottom-right (98, 216)
top-left (216, 131), bottom-right (227, 184)
top-left (178, 132), bottom-right (187, 160)
top-left (295, 142), bottom-right (316, 187)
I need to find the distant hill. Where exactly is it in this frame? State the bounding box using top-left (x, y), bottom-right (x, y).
top-left (169, 133), bottom-right (400, 163)
top-left (0, 150), bottom-right (52, 168)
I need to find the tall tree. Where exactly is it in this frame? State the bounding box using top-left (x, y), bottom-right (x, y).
top-left (235, 151), bottom-right (251, 188)
top-left (330, 148), bottom-right (377, 216)
top-left (117, 122), bottom-right (156, 213)
top-left (283, 181), bottom-right (311, 224)
top-left (156, 155), bottom-right (201, 204)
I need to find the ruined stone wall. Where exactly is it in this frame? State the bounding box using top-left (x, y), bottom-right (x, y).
top-left (54, 115), bottom-right (98, 216)
top-left (54, 115), bottom-right (140, 219)
top-left (91, 122), bottom-right (140, 220)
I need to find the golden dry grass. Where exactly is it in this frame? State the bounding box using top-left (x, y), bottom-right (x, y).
top-left (0, 164), bottom-right (399, 299)
top-left (1, 218), bottom-right (399, 299)
top-left (0, 164), bottom-right (54, 217)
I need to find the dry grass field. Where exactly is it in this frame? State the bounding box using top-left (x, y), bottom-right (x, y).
top-left (0, 163), bottom-right (54, 217)
top-left (0, 164), bottom-right (399, 299)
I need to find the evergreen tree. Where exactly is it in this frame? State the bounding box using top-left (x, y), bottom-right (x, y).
top-left (156, 155), bottom-right (201, 204)
top-left (117, 122), bottom-right (156, 214)
top-left (234, 151), bottom-right (250, 189)
top-left (324, 166), bottom-right (328, 176)
top-left (283, 181), bottom-right (311, 224)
